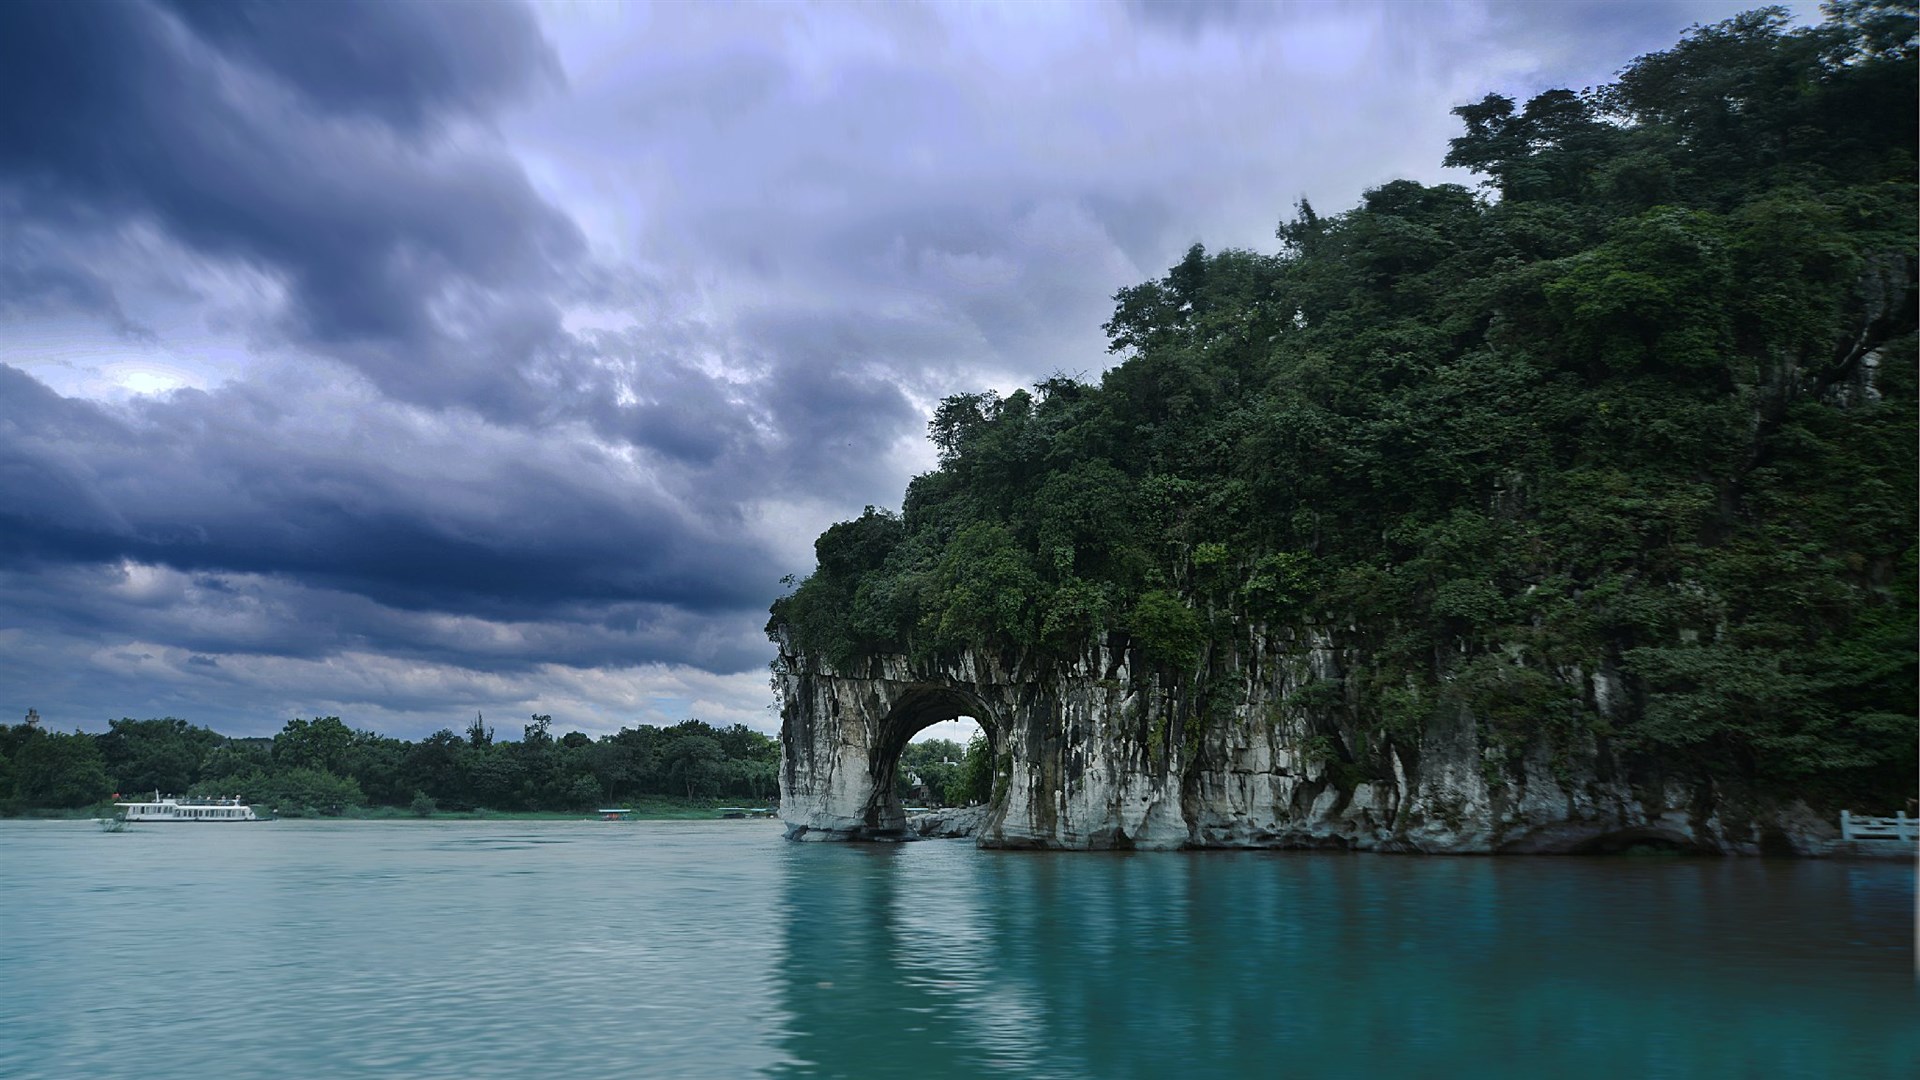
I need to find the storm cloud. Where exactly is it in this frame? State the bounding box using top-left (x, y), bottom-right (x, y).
top-left (0, 0), bottom-right (1803, 738)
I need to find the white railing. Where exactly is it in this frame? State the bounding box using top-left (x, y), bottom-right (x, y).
top-left (1839, 810), bottom-right (1919, 842)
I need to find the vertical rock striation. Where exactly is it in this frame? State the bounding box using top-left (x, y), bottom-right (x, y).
top-left (776, 632), bottom-right (1833, 854)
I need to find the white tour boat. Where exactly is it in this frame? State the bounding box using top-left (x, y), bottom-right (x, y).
top-left (114, 795), bottom-right (260, 822)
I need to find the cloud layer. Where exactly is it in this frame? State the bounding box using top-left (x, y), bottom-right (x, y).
top-left (0, 0), bottom-right (1797, 738)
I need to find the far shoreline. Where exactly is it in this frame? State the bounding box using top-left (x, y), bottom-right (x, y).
top-left (9, 798), bottom-right (783, 824)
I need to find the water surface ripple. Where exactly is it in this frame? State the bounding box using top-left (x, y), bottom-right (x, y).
top-left (1, 820), bottom-right (1912, 1078)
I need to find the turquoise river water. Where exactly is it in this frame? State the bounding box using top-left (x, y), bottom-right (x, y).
top-left (0, 819), bottom-right (1913, 1079)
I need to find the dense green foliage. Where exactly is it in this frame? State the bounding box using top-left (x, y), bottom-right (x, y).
top-left (894, 734), bottom-right (997, 806)
top-left (0, 714), bottom-right (780, 817)
top-left (770, 5), bottom-right (1918, 807)
top-left (897, 738), bottom-right (962, 804)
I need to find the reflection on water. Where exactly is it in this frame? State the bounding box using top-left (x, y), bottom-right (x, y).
top-left (770, 846), bottom-right (1918, 1079)
top-left (1, 821), bottom-right (1913, 1079)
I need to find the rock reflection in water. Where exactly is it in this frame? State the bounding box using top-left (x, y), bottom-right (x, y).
top-left (769, 844), bottom-right (1918, 1079)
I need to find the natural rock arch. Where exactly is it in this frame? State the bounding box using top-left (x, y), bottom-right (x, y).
top-left (775, 640), bottom-right (1192, 848)
top-left (778, 660), bottom-right (1004, 842)
top-left (871, 686), bottom-right (996, 801)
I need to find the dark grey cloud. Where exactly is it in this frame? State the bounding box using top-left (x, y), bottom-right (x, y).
top-left (0, 0), bottom-right (580, 416)
top-left (0, 556), bottom-right (768, 677)
top-left (162, 0), bottom-right (562, 133)
top-left (0, 215), bottom-right (152, 339)
top-left (569, 331), bottom-right (768, 468)
top-left (751, 314), bottom-right (930, 494)
top-left (0, 364), bottom-right (776, 617)
top-left (0, 536), bottom-right (778, 736)
top-left (0, 354), bottom-right (777, 735)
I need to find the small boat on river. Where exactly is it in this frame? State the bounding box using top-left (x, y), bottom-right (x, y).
top-left (113, 795), bottom-right (259, 822)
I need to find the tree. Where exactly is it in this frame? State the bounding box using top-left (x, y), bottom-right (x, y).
top-left (584, 739), bottom-right (641, 802)
top-left (342, 731), bottom-right (409, 805)
top-left (734, 758), bottom-right (779, 802)
top-left (563, 775), bottom-right (604, 812)
top-left (899, 738), bottom-right (964, 804)
top-left (459, 745), bottom-right (527, 810)
top-left (1126, 590), bottom-right (1205, 674)
top-left (10, 729), bottom-right (110, 809)
top-left (98, 717), bottom-right (220, 796)
top-left (402, 729), bottom-right (465, 804)
top-left (662, 735), bottom-right (724, 799)
top-left (524, 715), bottom-right (554, 746)
top-left (273, 716), bottom-right (354, 775)
top-left (946, 734), bottom-right (994, 807)
top-left (207, 767), bottom-right (364, 817)
top-left (199, 740), bottom-right (272, 786)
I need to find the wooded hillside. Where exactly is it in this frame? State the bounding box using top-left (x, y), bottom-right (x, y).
top-left (770, 4), bottom-right (1918, 808)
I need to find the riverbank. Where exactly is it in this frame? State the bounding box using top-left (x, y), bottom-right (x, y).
top-left (352, 798), bottom-right (775, 822)
top-left (11, 796), bottom-right (776, 823)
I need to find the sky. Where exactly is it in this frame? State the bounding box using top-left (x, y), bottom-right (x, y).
top-left (0, 0), bottom-right (1812, 743)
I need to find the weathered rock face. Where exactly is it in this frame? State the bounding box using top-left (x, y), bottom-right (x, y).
top-left (908, 804), bottom-right (986, 839)
top-left (776, 632), bottom-right (1837, 854)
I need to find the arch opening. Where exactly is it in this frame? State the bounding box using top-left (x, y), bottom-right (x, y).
top-left (860, 685), bottom-right (1002, 840)
top-left (898, 716), bottom-right (981, 807)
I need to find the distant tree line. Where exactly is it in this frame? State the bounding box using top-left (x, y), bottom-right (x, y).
top-left (0, 714), bottom-right (782, 817)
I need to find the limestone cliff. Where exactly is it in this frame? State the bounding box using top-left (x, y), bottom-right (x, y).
top-left (776, 632), bottom-right (1840, 854)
